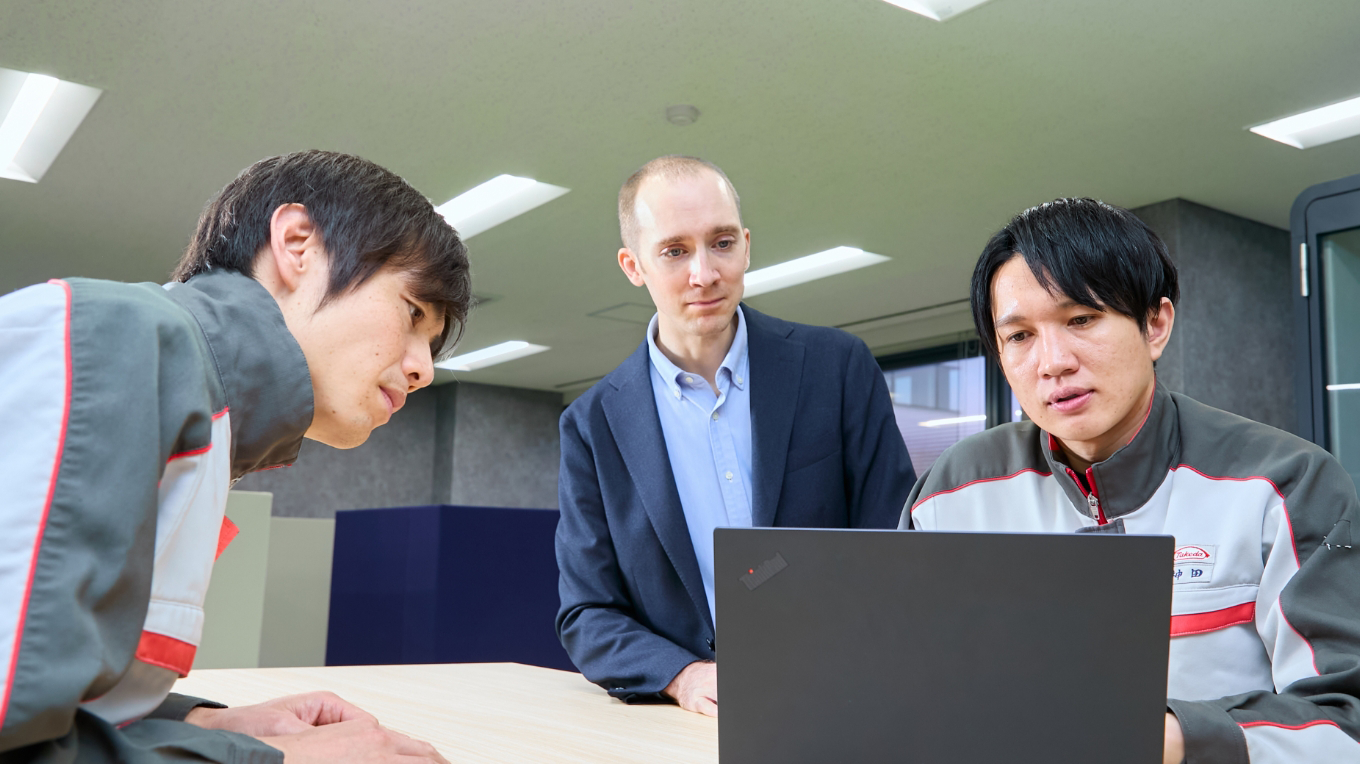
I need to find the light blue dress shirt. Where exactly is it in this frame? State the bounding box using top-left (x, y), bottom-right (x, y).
top-left (646, 310), bottom-right (753, 626)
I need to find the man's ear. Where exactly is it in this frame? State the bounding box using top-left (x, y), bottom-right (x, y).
top-left (258, 203), bottom-right (323, 294)
top-left (743, 228), bottom-right (751, 271)
top-left (1146, 297), bottom-right (1176, 362)
top-left (618, 247), bottom-right (647, 287)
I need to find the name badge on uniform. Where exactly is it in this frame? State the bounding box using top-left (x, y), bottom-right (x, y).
top-left (1173, 544), bottom-right (1217, 584)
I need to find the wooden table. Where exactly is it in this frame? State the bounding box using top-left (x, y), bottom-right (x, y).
top-left (174, 663), bottom-right (717, 763)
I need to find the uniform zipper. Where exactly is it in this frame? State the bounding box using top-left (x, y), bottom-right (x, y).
top-left (1066, 466), bottom-right (1108, 525)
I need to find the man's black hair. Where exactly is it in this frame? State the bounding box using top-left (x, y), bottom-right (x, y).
top-left (172, 150), bottom-right (472, 359)
top-left (971, 197), bottom-right (1180, 360)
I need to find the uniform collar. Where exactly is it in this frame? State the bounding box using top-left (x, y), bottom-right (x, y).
top-left (1042, 381), bottom-right (1181, 522)
top-left (166, 269), bottom-right (314, 480)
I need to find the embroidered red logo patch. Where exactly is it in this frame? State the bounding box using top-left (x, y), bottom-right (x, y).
top-left (1174, 545), bottom-right (1211, 562)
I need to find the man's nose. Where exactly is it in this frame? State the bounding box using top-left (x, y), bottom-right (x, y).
top-left (1037, 332), bottom-right (1078, 378)
top-left (406, 342), bottom-right (435, 391)
top-left (690, 247), bottom-right (720, 286)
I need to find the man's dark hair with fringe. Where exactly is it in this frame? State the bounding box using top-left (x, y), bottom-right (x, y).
top-left (172, 150), bottom-right (472, 360)
top-left (970, 197), bottom-right (1180, 360)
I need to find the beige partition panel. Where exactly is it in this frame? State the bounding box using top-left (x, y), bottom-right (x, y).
top-left (194, 491), bottom-right (273, 670)
top-left (259, 517), bottom-right (336, 667)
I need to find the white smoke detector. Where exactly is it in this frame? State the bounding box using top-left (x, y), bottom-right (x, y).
top-left (666, 105), bottom-right (700, 126)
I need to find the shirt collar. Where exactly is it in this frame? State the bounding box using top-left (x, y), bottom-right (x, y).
top-left (646, 307), bottom-right (749, 398)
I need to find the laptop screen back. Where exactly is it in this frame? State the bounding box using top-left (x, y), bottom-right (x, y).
top-left (715, 528), bottom-right (1173, 764)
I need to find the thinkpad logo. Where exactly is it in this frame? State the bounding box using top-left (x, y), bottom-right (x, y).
top-left (740, 553), bottom-right (788, 591)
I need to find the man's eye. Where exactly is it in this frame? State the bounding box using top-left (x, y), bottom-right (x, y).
top-left (1007, 331), bottom-right (1028, 343)
top-left (1071, 316), bottom-right (1091, 326)
top-left (408, 303), bottom-right (424, 323)
top-left (715, 239), bottom-right (732, 250)
top-left (664, 248), bottom-right (684, 258)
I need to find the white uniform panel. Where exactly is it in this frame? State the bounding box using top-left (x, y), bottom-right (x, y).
top-left (0, 282), bottom-right (69, 725)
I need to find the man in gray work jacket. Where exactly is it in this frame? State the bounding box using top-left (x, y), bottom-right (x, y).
top-left (0, 151), bottom-right (470, 763)
top-left (902, 197), bottom-right (1360, 763)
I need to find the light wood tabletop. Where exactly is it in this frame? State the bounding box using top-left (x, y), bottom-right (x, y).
top-left (173, 663), bottom-right (718, 763)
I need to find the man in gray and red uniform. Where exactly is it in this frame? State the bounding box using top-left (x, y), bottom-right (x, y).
top-left (0, 151), bottom-right (470, 763)
top-left (902, 197), bottom-right (1360, 763)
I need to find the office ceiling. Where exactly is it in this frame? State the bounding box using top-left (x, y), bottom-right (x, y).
top-left (3, 0), bottom-right (1359, 394)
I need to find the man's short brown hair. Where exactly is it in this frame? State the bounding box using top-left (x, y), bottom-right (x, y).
top-left (173, 150), bottom-right (472, 360)
top-left (617, 155), bottom-right (741, 251)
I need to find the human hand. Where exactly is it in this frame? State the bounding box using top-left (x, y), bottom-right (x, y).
top-left (260, 718), bottom-right (450, 764)
top-left (1164, 712), bottom-right (1185, 764)
top-left (185, 691), bottom-right (377, 737)
top-left (663, 661), bottom-right (718, 717)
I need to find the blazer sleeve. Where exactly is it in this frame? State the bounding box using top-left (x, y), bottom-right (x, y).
top-left (839, 338), bottom-right (917, 529)
top-left (554, 408), bottom-right (703, 702)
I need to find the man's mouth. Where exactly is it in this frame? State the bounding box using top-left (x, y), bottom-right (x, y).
top-left (1048, 388), bottom-right (1093, 412)
top-left (381, 387), bottom-right (406, 416)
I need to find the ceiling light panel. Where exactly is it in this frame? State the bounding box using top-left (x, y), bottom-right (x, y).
top-left (0, 68), bottom-right (101, 183)
top-left (919, 414), bottom-right (988, 428)
top-left (744, 246), bottom-right (890, 298)
top-left (435, 175), bottom-right (568, 238)
top-left (435, 340), bottom-right (550, 372)
top-left (880, 0), bottom-right (994, 22)
top-left (1250, 94), bottom-right (1360, 149)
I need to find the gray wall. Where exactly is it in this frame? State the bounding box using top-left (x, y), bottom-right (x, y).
top-left (237, 382), bottom-right (563, 518)
top-left (1133, 199), bottom-right (1295, 433)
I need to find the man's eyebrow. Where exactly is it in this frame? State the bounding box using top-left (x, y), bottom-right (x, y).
top-left (655, 225), bottom-right (741, 249)
top-left (994, 312), bottom-right (1024, 329)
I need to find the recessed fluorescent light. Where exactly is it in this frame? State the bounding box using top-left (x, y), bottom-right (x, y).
top-left (1326, 383), bottom-right (1360, 391)
top-left (0, 68), bottom-right (101, 183)
top-left (435, 340), bottom-right (549, 372)
top-left (1250, 94), bottom-right (1360, 149)
top-left (880, 0), bottom-right (994, 22)
top-left (435, 175), bottom-right (568, 238)
top-left (919, 414), bottom-right (987, 428)
top-left (744, 246), bottom-right (890, 298)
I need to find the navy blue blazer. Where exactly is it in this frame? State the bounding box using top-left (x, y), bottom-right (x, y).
top-left (555, 305), bottom-right (916, 701)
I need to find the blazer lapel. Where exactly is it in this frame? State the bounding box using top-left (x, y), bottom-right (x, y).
top-left (601, 342), bottom-right (712, 628)
top-left (745, 305), bottom-right (804, 528)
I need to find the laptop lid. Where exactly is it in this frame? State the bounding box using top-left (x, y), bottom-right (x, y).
top-left (715, 528), bottom-right (1173, 764)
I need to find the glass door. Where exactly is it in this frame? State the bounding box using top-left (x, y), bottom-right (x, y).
top-left (1322, 227), bottom-right (1360, 484)
top-left (1293, 173), bottom-right (1360, 484)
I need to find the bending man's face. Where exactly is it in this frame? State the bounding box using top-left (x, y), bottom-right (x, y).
top-left (619, 171), bottom-right (750, 343)
top-left (292, 264), bottom-right (444, 449)
top-left (991, 255), bottom-right (1171, 462)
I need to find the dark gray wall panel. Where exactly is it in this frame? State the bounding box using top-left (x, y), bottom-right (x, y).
top-left (1133, 199), bottom-right (1294, 434)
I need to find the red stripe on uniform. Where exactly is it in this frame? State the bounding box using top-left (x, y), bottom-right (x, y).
top-left (0, 280), bottom-right (74, 729)
top-left (216, 516), bottom-right (239, 560)
top-left (1170, 602), bottom-right (1255, 637)
top-left (911, 468), bottom-right (1053, 512)
top-left (1240, 719), bottom-right (1345, 733)
top-left (135, 631), bottom-right (197, 677)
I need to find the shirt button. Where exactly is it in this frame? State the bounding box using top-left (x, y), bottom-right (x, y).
top-left (684, 376), bottom-right (694, 385)
top-left (736, 375), bottom-right (743, 385)
top-left (726, 471), bottom-right (734, 481)
top-left (712, 411), bottom-right (720, 421)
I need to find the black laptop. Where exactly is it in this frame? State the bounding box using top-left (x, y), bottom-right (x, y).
top-left (715, 528), bottom-right (1173, 764)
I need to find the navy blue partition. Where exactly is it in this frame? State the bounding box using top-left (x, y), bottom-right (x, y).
top-left (326, 504), bottom-right (574, 671)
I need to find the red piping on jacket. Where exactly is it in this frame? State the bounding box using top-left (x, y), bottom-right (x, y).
top-left (911, 468), bottom-right (1053, 513)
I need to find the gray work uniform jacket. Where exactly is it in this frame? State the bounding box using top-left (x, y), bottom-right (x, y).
top-left (903, 383), bottom-right (1360, 763)
top-left (0, 270), bottom-right (312, 763)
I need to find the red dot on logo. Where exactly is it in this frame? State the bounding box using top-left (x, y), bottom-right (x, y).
top-left (748, 569), bottom-right (754, 574)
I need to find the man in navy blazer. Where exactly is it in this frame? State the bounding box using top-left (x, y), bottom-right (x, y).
top-left (555, 156), bottom-right (915, 716)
